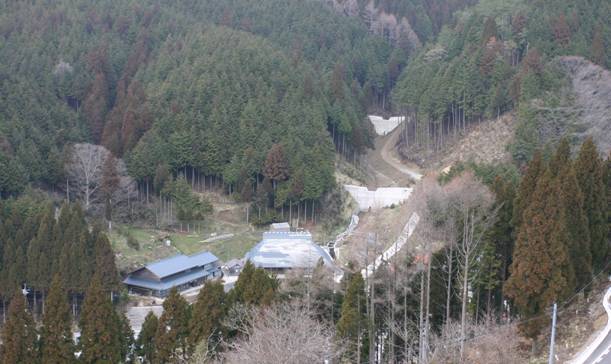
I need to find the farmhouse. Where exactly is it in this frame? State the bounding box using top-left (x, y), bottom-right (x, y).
top-left (245, 224), bottom-right (336, 274)
top-left (123, 251), bottom-right (221, 297)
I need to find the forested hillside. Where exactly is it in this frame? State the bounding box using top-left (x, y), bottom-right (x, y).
top-left (392, 0), bottom-right (610, 164)
top-left (0, 0), bottom-right (395, 204)
top-left (0, 0), bottom-right (609, 363)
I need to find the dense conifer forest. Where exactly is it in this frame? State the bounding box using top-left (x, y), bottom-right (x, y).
top-left (0, 0), bottom-right (396, 203)
top-left (392, 0), bottom-right (611, 162)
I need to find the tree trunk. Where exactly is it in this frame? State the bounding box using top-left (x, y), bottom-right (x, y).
top-left (369, 240), bottom-right (376, 364)
top-left (424, 256), bottom-right (432, 362)
top-left (460, 250), bottom-right (469, 361)
top-left (419, 271), bottom-right (425, 364)
top-left (446, 245), bottom-right (453, 324)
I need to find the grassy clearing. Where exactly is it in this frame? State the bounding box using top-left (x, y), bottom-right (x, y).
top-left (110, 221), bottom-right (264, 272)
top-left (109, 226), bottom-right (178, 273)
top-left (110, 190), bottom-right (353, 272)
top-left (110, 202), bottom-right (267, 272)
top-left (169, 229), bottom-right (261, 261)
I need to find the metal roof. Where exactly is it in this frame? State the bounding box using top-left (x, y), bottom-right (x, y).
top-left (123, 267), bottom-right (218, 291)
top-left (144, 251), bottom-right (218, 279)
top-left (245, 231), bottom-right (335, 269)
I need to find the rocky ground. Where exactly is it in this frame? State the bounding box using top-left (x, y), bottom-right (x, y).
top-left (557, 56), bottom-right (611, 156)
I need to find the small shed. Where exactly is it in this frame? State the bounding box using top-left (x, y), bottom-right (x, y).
top-left (270, 222), bottom-right (291, 232)
top-left (222, 259), bottom-right (244, 275)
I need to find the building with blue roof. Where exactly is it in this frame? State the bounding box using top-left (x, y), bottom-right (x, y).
top-left (123, 251), bottom-right (221, 297)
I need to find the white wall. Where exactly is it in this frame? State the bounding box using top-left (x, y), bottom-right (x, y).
top-left (344, 184), bottom-right (412, 211)
top-left (368, 115), bottom-right (405, 135)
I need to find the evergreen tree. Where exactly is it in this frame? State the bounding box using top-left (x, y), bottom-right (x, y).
top-left (136, 311), bottom-right (158, 363)
top-left (505, 169), bottom-right (575, 343)
top-left (558, 163), bottom-right (593, 290)
top-left (575, 138), bottom-right (607, 270)
top-left (1, 238), bottom-right (26, 299)
top-left (117, 311), bottom-right (135, 363)
top-left (79, 274), bottom-right (121, 363)
top-left (336, 273), bottom-right (368, 362)
top-left (488, 176), bottom-right (516, 295)
top-left (230, 260), bottom-right (278, 305)
top-left (26, 205), bottom-right (56, 301)
top-left (189, 280), bottom-right (226, 351)
top-left (93, 232), bottom-right (120, 293)
top-left (154, 288), bottom-right (190, 363)
top-left (481, 17), bottom-right (498, 45)
top-left (512, 151), bottom-right (544, 233)
top-left (549, 137), bottom-right (571, 175)
top-left (41, 275), bottom-right (74, 364)
top-left (1, 292), bottom-right (39, 364)
top-left (263, 143), bottom-right (289, 184)
top-left (100, 155), bottom-right (120, 223)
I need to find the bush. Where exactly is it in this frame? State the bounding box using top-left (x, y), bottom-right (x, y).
top-left (126, 233), bottom-right (140, 250)
top-left (250, 210), bottom-right (278, 227)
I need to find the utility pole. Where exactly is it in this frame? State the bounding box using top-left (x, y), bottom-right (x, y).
top-left (548, 302), bottom-right (557, 364)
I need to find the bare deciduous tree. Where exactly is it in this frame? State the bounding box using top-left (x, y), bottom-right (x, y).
top-left (65, 143), bottom-right (136, 215)
top-left (222, 302), bottom-right (342, 364)
top-left (431, 318), bottom-right (523, 364)
top-left (443, 171), bottom-right (496, 360)
top-left (66, 143), bottom-right (106, 208)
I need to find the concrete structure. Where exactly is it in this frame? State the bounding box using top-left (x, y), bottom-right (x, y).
top-left (245, 229), bottom-right (336, 274)
top-left (123, 251), bottom-right (221, 297)
top-left (368, 115), bottom-right (405, 135)
top-left (344, 184), bottom-right (413, 211)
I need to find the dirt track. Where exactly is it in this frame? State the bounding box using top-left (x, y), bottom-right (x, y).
top-left (363, 124), bottom-right (422, 188)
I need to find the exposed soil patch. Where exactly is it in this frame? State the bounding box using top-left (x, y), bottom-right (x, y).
top-left (399, 113), bottom-right (516, 171)
top-left (557, 56), bottom-right (611, 155)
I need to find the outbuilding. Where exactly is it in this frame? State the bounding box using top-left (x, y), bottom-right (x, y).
top-left (123, 251), bottom-right (221, 297)
top-left (245, 227), bottom-right (336, 274)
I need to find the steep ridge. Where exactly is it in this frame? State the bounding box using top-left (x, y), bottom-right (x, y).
top-left (557, 56), bottom-right (611, 155)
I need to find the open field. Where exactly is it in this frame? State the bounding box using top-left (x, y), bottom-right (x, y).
top-left (110, 200), bottom-right (266, 272)
top-left (110, 223), bottom-right (263, 273)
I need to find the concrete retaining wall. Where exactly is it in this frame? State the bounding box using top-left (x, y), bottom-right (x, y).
top-left (344, 184), bottom-right (412, 211)
top-left (368, 115), bottom-right (405, 135)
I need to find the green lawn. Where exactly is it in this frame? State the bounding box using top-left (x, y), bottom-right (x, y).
top-left (109, 226), bottom-right (178, 273)
top-left (169, 230), bottom-right (260, 261)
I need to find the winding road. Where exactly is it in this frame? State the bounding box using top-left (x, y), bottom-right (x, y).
top-left (378, 123), bottom-right (423, 182)
top-left (363, 120), bottom-right (422, 188)
top-left (571, 285), bottom-right (611, 364)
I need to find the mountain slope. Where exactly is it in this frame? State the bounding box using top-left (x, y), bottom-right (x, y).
top-left (392, 0), bottom-right (611, 164)
top-left (0, 0), bottom-right (393, 202)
